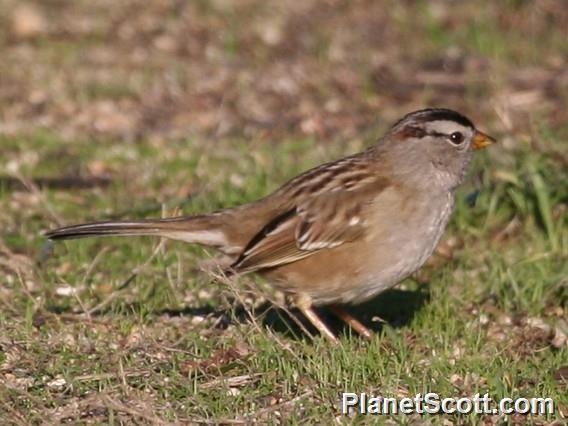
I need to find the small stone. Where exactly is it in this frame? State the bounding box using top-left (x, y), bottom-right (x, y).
top-left (47, 377), bottom-right (67, 390)
top-left (191, 315), bottom-right (205, 325)
top-left (226, 387), bottom-right (240, 396)
top-left (55, 286), bottom-right (77, 296)
top-left (551, 326), bottom-right (567, 348)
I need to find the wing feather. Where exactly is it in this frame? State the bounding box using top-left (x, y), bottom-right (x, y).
top-left (232, 180), bottom-right (385, 273)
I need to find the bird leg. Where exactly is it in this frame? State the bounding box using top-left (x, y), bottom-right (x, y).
top-left (328, 304), bottom-right (373, 340)
top-left (294, 294), bottom-right (339, 344)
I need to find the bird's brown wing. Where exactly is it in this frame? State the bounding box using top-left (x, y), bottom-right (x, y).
top-left (232, 183), bottom-right (383, 273)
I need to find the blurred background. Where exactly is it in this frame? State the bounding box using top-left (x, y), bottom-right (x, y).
top-left (2, 0), bottom-right (567, 142)
top-left (0, 0), bottom-right (566, 423)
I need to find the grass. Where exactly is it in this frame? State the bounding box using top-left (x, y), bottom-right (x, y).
top-left (1, 132), bottom-right (566, 424)
top-left (1, 0), bottom-right (567, 424)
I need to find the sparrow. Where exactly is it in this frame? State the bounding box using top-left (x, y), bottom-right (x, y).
top-left (45, 108), bottom-right (495, 343)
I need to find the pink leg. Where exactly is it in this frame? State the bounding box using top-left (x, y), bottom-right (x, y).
top-left (329, 305), bottom-right (373, 340)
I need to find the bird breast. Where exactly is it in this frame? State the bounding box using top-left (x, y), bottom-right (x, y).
top-left (334, 189), bottom-right (455, 304)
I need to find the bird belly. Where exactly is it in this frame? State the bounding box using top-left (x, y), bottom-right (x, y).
top-left (264, 192), bottom-right (454, 305)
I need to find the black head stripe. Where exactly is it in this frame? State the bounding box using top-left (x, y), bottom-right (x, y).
top-left (392, 108), bottom-right (474, 130)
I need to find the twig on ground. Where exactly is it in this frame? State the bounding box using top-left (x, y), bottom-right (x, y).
top-left (0, 175), bottom-right (111, 190)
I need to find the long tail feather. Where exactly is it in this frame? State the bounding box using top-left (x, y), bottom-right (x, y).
top-left (44, 216), bottom-right (229, 248)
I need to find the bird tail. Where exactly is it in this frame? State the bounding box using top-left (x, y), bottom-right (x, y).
top-left (44, 216), bottom-right (229, 249)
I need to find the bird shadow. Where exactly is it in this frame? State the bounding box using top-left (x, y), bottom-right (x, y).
top-left (261, 287), bottom-right (430, 341)
top-left (43, 284), bottom-right (429, 342)
top-left (158, 285), bottom-right (430, 342)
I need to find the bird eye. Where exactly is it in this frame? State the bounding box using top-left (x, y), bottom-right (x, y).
top-left (449, 132), bottom-right (464, 145)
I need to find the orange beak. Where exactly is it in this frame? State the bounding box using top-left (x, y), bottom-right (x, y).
top-left (472, 130), bottom-right (496, 150)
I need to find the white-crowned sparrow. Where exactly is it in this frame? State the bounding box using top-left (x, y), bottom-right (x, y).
top-left (46, 108), bottom-right (495, 343)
